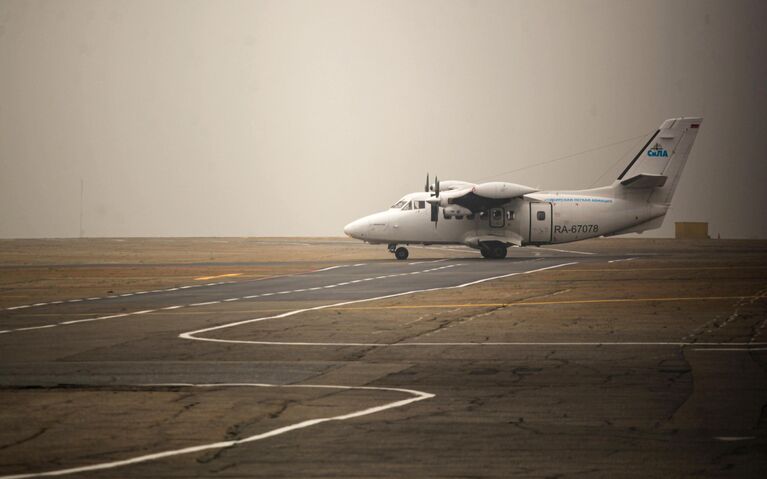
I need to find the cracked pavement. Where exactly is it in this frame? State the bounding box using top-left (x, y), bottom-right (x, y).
top-left (0, 237), bottom-right (766, 477)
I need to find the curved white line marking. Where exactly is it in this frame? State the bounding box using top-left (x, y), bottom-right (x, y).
top-left (0, 383), bottom-right (433, 479)
top-left (178, 261), bottom-right (767, 351)
top-left (180, 263), bottom-right (577, 344)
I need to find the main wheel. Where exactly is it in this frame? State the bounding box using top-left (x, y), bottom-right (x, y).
top-left (394, 246), bottom-right (409, 260)
top-left (480, 248), bottom-right (491, 258)
top-left (491, 245), bottom-right (507, 259)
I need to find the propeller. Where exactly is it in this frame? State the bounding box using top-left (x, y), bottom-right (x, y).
top-left (429, 175), bottom-right (440, 224)
top-left (424, 173), bottom-right (430, 193)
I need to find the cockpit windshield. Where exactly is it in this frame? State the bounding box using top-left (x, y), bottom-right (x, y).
top-left (390, 199), bottom-right (408, 209)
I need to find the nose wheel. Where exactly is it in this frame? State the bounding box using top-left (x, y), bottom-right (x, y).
top-left (388, 244), bottom-right (409, 260)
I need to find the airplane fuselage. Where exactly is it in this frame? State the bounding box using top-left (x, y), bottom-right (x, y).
top-left (344, 116), bottom-right (702, 259)
top-left (344, 187), bottom-right (668, 248)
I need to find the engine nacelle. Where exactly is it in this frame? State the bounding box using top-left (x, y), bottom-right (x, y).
top-left (430, 180), bottom-right (475, 192)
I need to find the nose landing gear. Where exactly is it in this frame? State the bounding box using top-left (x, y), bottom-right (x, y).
top-left (388, 244), bottom-right (409, 260)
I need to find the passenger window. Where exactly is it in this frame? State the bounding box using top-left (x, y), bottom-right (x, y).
top-left (537, 211), bottom-right (546, 221)
top-left (506, 211), bottom-right (515, 220)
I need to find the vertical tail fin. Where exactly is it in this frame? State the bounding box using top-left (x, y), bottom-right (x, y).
top-left (617, 117), bottom-right (703, 205)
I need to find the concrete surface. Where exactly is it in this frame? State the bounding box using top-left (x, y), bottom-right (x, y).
top-left (0, 238), bottom-right (765, 478)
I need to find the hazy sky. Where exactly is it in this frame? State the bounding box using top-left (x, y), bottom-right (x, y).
top-left (1, 0), bottom-right (766, 238)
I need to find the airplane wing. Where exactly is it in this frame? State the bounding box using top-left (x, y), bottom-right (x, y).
top-left (429, 181), bottom-right (539, 213)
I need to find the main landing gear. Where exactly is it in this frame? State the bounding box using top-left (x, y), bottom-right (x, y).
top-left (480, 242), bottom-right (507, 259)
top-left (388, 244), bottom-right (409, 260)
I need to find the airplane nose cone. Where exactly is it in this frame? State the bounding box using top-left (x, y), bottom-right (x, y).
top-left (344, 219), bottom-right (364, 239)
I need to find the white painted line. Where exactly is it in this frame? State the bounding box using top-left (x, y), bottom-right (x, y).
top-left (61, 313), bottom-right (130, 325)
top-left (0, 383), bottom-right (433, 479)
top-left (0, 330), bottom-right (10, 334)
top-left (7, 305), bottom-right (31, 310)
top-left (190, 302), bottom-right (219, 307)
top-left (69, 299), bottom-right (84, 302)
top-left (162, 305), bottom-right (183, 310)
top-left (32, 303), bottom-right (48, 307)
top-left (243, 295), bottom-right (261, 299)
top-left (543, 247), bottom-right (596, 255)
top-left (15, 324), bottom-right (57, 331)
top-left (312, 265), bottom-right (349, 272)
top-left (608, 257), bottom-right (637, 263)
top-left (223, 298), bottom-right (240, 302)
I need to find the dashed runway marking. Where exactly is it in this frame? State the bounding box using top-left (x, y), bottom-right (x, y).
top-left (0, 263), bottom-right (370, 312)
top-left (0, 264), bottom-right (461, 334)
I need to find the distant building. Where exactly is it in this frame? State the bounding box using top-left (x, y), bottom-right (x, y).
top-left (675, 222), bottom-right (709, 239)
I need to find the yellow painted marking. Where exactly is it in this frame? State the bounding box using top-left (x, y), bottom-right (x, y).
top-left (194, 273), bottom-right (243, 281)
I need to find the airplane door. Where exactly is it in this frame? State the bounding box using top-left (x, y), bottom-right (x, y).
top-left (529, 203), bottom-right (552, 243)
top-left (489, 208), bottom-right (505, 228)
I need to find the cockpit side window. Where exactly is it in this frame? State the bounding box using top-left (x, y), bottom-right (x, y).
top-left (402, 201), bottom-right (413, 211)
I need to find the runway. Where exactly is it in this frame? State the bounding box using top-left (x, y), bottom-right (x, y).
top-left (1, 238), bottom-right (766, 477)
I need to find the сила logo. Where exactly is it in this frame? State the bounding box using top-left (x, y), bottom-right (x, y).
top-left (647, 143), bottom-right (668, 157)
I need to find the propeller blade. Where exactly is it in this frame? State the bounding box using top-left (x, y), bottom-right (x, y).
top-left (425, 173), bottom-right (429, 192)
top-left (434, 176), bottom-right (440, 197)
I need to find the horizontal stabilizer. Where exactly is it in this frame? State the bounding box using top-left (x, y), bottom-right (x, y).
top-left (620, 174), bottom-right (667, 189)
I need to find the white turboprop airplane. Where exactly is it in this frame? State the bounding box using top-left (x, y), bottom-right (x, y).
top-left (344, 116), bottom-right (703, 260)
